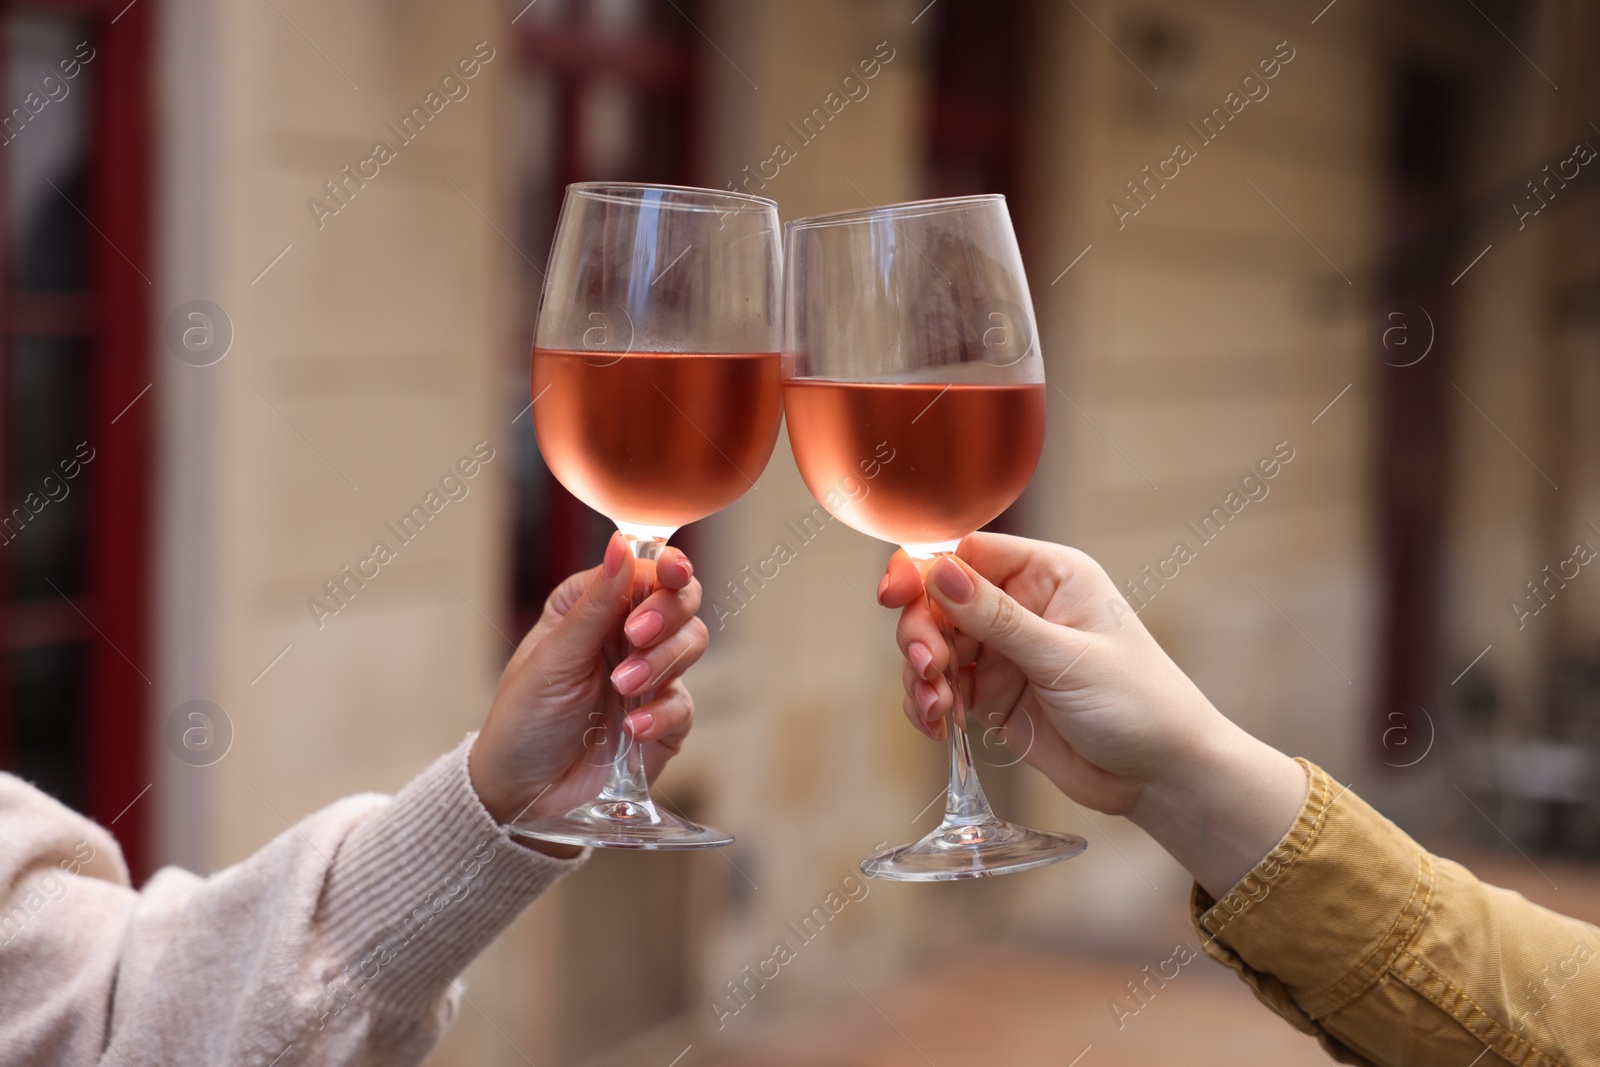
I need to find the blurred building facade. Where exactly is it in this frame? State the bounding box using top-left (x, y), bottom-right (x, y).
top-left (3, 0), bottom-right (1599, 1063)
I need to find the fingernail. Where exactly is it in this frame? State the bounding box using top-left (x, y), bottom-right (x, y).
top-left (625, 711), bottom-right (655, 737)
top-left (914, 680), bottom-right (939, 717)
top-left (624, 609), bottom-right (664, 646)
top-left (679, 555), bottom-right (693, 579)
top-left (603, 534), bottom-right (626, 577)
top-left (611, 658), bottom-right (650, 694)
top-left (908, 641), bottom-right (933, 678)
top-left (932, 558), bottom-right (974, 604)
top-left (876, 574), bottom-right (890, 604)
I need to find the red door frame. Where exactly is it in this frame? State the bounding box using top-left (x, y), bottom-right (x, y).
top-left (0, 0), bottom-right (152, 878)
top-left (86, 0), bottom-right (153, 881)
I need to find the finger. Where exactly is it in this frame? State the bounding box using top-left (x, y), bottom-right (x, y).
top-left (878, 549), bottom-right (924, 608)
top-left (624, 576), bottom-right (703, 649)
top-left (540, 564), bottom-right (600, 621)
top-left (624, 681), bottom-right (694, 744)
top-left (656, 546), bottom-right (695, 591)
top-left (901, 661), bottom-right (943, 738)
top-left (953, 532), bottom-right (1056, 586)
top-left (531, 534), bottom-right (634, 666)
top-left (611, 616), bottom-right (708, 696)
top-left (895, 597), bottom-right (947, 679)
top-left (924, 554), bottom-right (1070, 681)
top-left (922, 671), bottom-right (953, 719)
top-left (952, 631), bottom-right (982, 669)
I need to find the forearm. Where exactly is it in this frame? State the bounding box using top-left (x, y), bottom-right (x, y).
top-left (1128, 713), bottom-right (1308, 899)
top-left (0, 736), bottom-right (584, 1067)
top-left (1184, 759), bottom-right (1600, 1066)
top-left (310, 734), bottom-right (584, 1032)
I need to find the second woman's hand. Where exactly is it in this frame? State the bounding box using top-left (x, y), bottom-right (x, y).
top-left (877, 533), bottom-right (1306, 897)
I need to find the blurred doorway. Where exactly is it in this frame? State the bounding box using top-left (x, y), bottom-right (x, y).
top-left (1373, 63), bottom-right (1462, 769)
top-left (508, 0), bottom-right (702, 630)
top-left (0, 0), bottom-right (151, 876)
top-left (507, 3), bottom-right (713, 1059)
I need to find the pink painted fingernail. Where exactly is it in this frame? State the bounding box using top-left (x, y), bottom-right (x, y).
top-left (624, 609), bottom-right (664, 646)
top-left (625, 711), bottom-right (655, 737)
top-left (914, 680), bottom-right (939, 717)
top-left (932, 558), bottom-right (974, 604)
top-left (611, 658), bottom-right (650, 694)
top-left (603, 534), bottom-right (626, 577)
top-left (908, 641), bottom-right (934, 678)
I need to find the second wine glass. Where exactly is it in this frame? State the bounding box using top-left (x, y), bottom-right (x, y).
top-left (783, 194), bottom-right (1088, 880)
top-left (512, 182), bottom-right (783, 850)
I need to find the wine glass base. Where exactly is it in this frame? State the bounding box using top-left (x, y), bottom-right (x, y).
top-left (507, 798), bottom-right (735, 851)
top-left (861, 819), bottom-right (1086, 881)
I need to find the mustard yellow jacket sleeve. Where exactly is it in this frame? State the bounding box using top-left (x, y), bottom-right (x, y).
top-left (1190, 760), bottom-right (1600, 1066)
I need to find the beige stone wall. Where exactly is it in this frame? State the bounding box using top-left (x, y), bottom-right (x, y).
top-left (154, 0), bottom-right (528, 1061)
top-left (1440, 0), bottom-right (1596, 744)
top-left (1007, 0), bottom-right (1381, 932)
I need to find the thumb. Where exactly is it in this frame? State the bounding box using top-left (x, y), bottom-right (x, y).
top-left (536, 534), bottom-right (635, 666)
top-left (925, 555), bottom-right (1069, 680)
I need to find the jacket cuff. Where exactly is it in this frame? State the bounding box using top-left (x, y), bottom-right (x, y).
top-left (316, 734), bottom-right (586, 1019)
top-left (1190, 759), bottom-right (1434, 1024)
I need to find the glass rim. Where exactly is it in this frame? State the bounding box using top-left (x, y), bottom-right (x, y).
top-left (566, 181), bottom-right (778, 214)
top-left (785, 193), bottom-right (1007, 231)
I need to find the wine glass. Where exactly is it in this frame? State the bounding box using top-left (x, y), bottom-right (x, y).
top-left (782, 194), bottom-right (1087, 879)
top-left (511, 182), bottom-right (783, 850)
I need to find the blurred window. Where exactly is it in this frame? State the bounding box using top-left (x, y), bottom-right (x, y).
top-left (508, 0), bottom-right (698, 628)
top-left (0, 2), bottom-right (150, 875)
top-left (924, 0), bottom-right (1033, 543)
top-left (923, 0), bottom-right (1031, 231)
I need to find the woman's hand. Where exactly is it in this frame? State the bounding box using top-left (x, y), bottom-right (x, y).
top-left (470, 534), bottom-right (708, 856)
top-left (878, 533), bottom-right (1306, 895)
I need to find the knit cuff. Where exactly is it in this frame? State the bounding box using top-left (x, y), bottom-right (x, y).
top-left (316, 734), bottom-right (586, 1020)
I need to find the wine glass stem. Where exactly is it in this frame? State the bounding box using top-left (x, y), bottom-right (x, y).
top-left (596, 533), bottom-right (666, 806)
top-left (926, 554), bottom-right (998, 828)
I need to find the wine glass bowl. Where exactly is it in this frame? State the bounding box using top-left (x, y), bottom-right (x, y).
top-left (531, 348), bottom-right (782, 535)
top-left (513, 182), bottom-right (783, 850)
top-left (783, 194), bottom-right (1087, 879)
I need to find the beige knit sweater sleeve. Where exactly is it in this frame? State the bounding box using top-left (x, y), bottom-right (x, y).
top-left (0, 734), bottom-right (586, 1066)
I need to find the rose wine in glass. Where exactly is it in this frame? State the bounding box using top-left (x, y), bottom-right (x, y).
top-left (783, 194), bottom-right (1087, 879)
top-left (513, 183), bottom-right (783, 850)
top-left (532, 350), bottom-right (781, 528)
